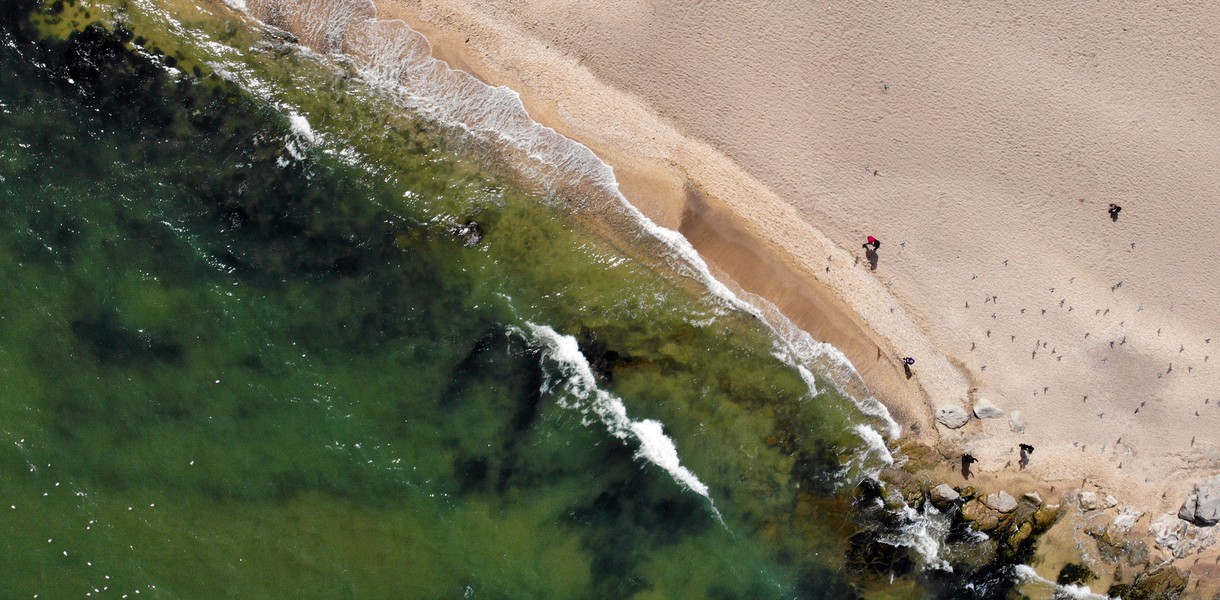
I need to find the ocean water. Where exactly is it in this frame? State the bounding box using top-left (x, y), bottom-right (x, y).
top-left (0, 1), bottom-right (1023, 598)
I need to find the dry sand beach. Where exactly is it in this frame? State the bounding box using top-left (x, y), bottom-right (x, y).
top-left (371, 0), bottom-right (1220, 589)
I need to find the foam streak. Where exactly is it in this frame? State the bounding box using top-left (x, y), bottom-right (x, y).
top-left (522, 323), bottom-right (717, 512)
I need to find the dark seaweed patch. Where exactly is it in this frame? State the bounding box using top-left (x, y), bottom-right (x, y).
top-left (567, 439), bottom-right (715, 598)
top-left (70, 315), bottom-right (183, 366)
top-left (441, 330), bottom-right (551, 498)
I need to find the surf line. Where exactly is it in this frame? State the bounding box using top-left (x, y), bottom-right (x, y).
top-left (520, 323), bottom-right (723, 523)
top-left (221, 0), bottom-right (897, 477)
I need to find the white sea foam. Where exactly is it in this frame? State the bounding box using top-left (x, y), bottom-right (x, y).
top-left (1012, 565), bottom-right (1111, 599)
top-left (280, 111), bottom-right (318, 162)
top-left (227, 0), bottom-right (908, 527)
top-left (226, 0), bottom-right (901, 452)
top-left (853, 424), bottom-right (893, 468)
top-left (522, 323), bottom-right (717, 513)
top-left (877, 503), bottom-right (952, 572)
top-left (287, 112), bottom-right (317, 144)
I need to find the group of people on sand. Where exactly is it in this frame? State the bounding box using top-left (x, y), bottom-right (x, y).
top-left (862, 203), bottom-right (1121, 478)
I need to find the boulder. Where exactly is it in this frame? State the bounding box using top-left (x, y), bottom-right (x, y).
top-left (935, 405), bottom-right (970, 429)
top-left (1111, 508), bottom-right (1142, 533)
top-left (1023, 491), bottom-right (1043, 506)
top-left (985, 491), bottom-right (1018, 513)
top-left (1080, 491), bottom-right (1098, 511)
top-left (972, 397), bottom-right (1005, 419)
top-left (1103, 494), bottom-right (1119, 509)
top-left (1008, 410), bottom-right (1026, 434)
top-left (930, 484), bottom-right (960, 509)
top-left (1178, 475), bottom-right (1220, 526)
top-left (1032, 504), bottom-right (1063, 530)
top-left (1006, 521), bottom-right (1033, 549)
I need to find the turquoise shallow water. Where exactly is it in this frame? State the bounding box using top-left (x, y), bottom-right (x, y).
top-left (0, 1), bottom-right (1029, 598)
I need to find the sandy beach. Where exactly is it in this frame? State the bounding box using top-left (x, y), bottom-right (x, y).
top-left (366, 0), bottom-right (1220, 588)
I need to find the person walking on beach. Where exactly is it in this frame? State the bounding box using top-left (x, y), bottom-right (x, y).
top-left (862, 235), bottom-right (881, 251)
top-left (1019, 443), bottom-right (1034, 469)
top-left (961, 453), bottom-right (977, 479)
top-left (1108, 204), bottom-right (1122, 222)
top-left (901, 356), bottom-right (915, 379)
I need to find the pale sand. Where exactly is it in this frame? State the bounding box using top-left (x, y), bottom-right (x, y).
top-left (373, 0), bottom-right (1220, 580)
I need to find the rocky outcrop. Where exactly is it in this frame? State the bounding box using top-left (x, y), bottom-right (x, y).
top-left (961, 498), bottom-right (1002, 532)
top-left (1151, 513), bottom-right (1220, 559)
top-left (1107, 565), bottom-right (1189, 600)
top-left (878, 467), bottom-right (927, 508)
top-left (1177, 474), bottom-right (1220, 526)
top-left (972, 397), bottom-right (1004, 419)
top-left (935, 405), bottom-right (969, 429)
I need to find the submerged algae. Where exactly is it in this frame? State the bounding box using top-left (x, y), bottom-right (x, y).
top-left (0, 1), bottom-right (927, 598)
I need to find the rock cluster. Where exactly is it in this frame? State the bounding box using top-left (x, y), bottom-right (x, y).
top-left (1151, 513), bottom-right (1220, 559)
top-left (959, 488), bottom-right (1060, 553)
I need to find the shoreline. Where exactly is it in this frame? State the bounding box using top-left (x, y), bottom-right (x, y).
top-left (370, 0), bottom-right (1220, 591)
top-left (370, 0), bottom-right (954, 439)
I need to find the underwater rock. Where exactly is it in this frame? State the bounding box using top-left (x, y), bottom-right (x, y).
top-left (972, 397), bottom-right (1004, 419)
top-left (1178, 474), bottom-right (1220, 526)
top-left (1093, 521), bottom-right (1150, 565)
top-left (1107, 565), bottom-right (1188, 600)
top-left (935, 405), bottom-right (969, 429)
top-left (449, 220), bottom-right (484, 246)
top-left (845, 530), bottom-right (915, 578)
top-left (1056, 562), bottom-right (1096, 586)
top-left (984, 491), bottom-right (1017, 514)
top-left (930, 484), bottom-right (960, 509)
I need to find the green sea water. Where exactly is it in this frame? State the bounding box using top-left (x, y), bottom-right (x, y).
top-left (0, 0), bottom-right (955, 598)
